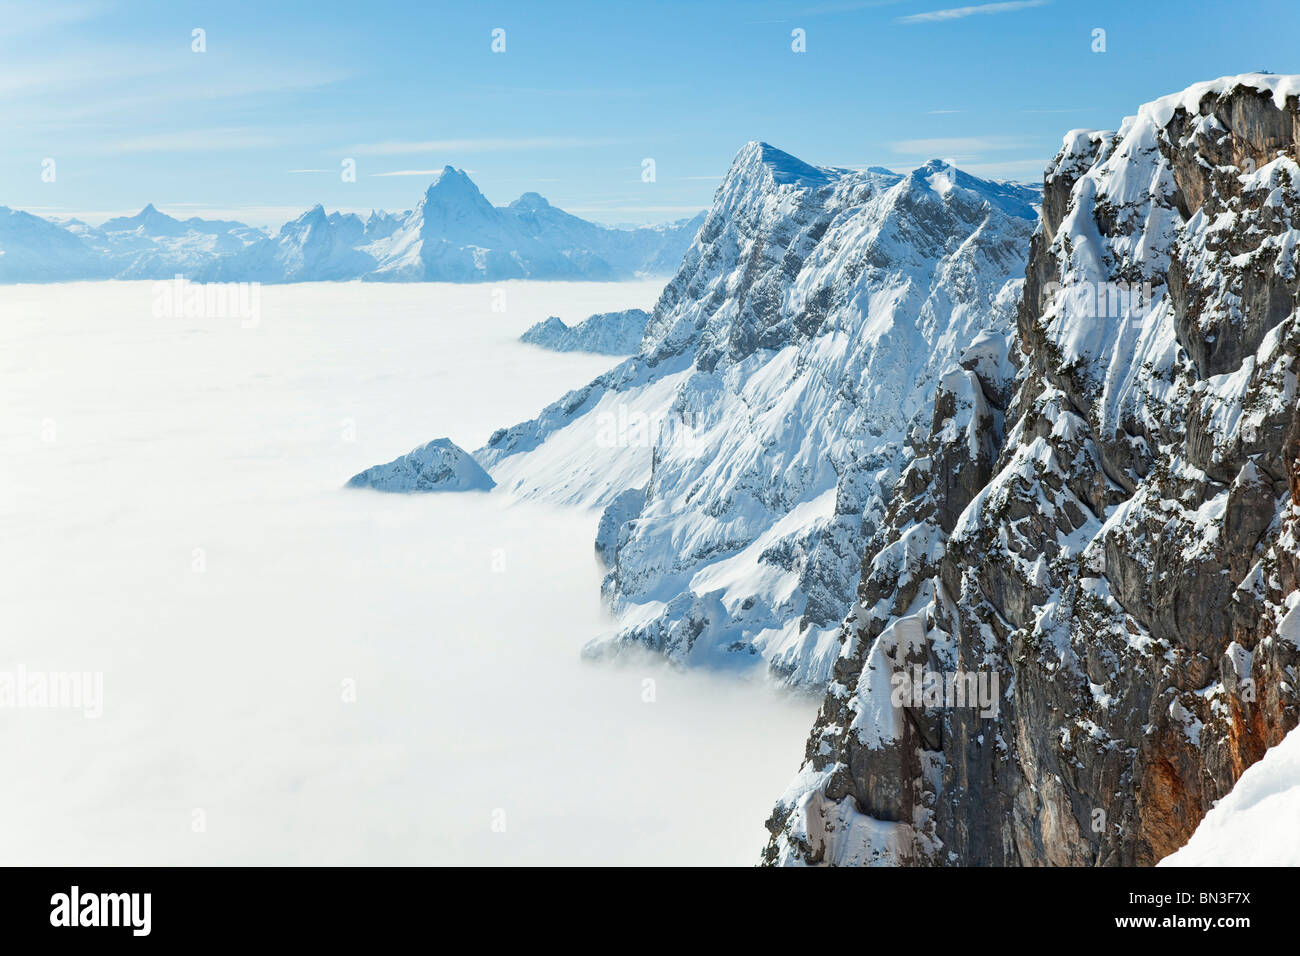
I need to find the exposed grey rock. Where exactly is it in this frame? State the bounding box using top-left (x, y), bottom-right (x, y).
top-left (766, 74), bottom-right (1300, 867)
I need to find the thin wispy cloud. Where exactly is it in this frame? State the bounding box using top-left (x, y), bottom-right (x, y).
top-left (471, 84), bottom-right (671, 99)
top-left (0, 54), bottom-right (168, 98)
top-left (561, 205), bottom-right (706, 218)
top-left (103, 128), bottom-right (284, 153)
top-left (891, 135), bottom-right (1029, 155)
top-left (0, 1), bottom-right (107, 41)
top-left (40, 204), bottom-right (340, 229)
top-left (351, 136), bottom-right (629, 156)
top-left (957, 157), bottom-right (1052, 178)
top-left (898, 0), bottom-right (1049, 25)
top-left (749, 0), bottom-right (903, 21)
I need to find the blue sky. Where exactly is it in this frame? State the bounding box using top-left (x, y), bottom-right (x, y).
top-left (4, 0), bottom-right (1298, 228)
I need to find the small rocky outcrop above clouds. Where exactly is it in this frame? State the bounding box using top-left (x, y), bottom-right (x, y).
top-left (519, 309), bottom-right (650, 355)
top-left (346, 438), bottom-right (495, 493)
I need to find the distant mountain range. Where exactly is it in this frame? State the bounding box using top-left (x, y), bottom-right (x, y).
top-left (0, 168), bottom-right (705, 283)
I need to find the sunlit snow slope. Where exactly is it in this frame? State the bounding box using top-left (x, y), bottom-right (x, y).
top-left (370, 142), bottom-right (1038, 686)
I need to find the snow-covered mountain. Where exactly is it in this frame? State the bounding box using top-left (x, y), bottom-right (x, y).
top-left (0, 207), bottom-right (113, 282)
top-left (765, 74), bottom-right (1300, 866)
top-left (200, 206), bottom-right (377, 282)
top-left (363, 168), bottom-right (701, 282)
top-left (362, 142), bottom-right (1038, 685)
top-left (520, 309), bottom-right (650, 354)
top-left (348, 438), bottom-right (495, 493)
top-left (0, 169), bottom-right (702, 283)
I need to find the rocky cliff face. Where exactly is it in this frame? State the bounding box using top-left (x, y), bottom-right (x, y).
top-left (471, 143), bottom-right (1037, 684)
top-left (765, 74), bottom-right (1300, 866)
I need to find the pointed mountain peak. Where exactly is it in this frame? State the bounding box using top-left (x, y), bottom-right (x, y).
top-left (728, 141), bottom-right (836, 187)
top-left (278, 204), bottom-right (328, 236)
top-left (509, 191), bottom-right (551, 211)
top-left (897, 159), bottom-right (1039, 221)
top-left (417, 167), bottom-right (497, 226)
top-left (102, 203), bottom-right (185, 235)
top-left (425, 166), bottom-right (479, 194)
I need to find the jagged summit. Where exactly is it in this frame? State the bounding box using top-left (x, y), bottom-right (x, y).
top-left (421, 166), bottom-right (492, 206)
top-left (724, 140), bottom-right (839, 189)
top-left (509, 192), bottom-right (551, 211)
top-left (903, 159), bottom-right (1042, 219)
top-left (102, 203), bottom-right (188, 236)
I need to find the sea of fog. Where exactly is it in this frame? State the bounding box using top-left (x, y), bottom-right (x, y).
top-left (0, 280), bottom-right (818, 865)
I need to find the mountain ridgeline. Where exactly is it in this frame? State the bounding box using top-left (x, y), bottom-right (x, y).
top-left (461, 144), bottom-right (1039, 686)
top-left (0, 169), bottom-right (704, 283)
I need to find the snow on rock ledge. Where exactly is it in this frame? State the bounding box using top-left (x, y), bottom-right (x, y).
top-left (346, 438), bottom-right (495, 493)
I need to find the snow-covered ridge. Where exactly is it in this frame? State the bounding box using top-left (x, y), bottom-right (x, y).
top-left (0, 168), bottom-right (704, 283)
top-left (362, 140), bottom-right (1038, 686)
top-left (347, 438), bottom-right (495, 493)
top-left (1135, 71), bottom-right (1300, 128)
top-left (519, 309), bottom-right (650, 355)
